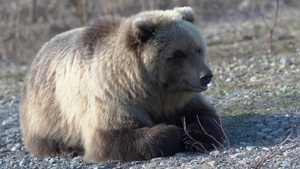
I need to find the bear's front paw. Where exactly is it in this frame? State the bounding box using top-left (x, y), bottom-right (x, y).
top-left (183, 133), bottom-right (209, 153)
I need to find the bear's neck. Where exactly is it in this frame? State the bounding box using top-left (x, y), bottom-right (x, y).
top-left (161, 91), bottom-right (195, 114)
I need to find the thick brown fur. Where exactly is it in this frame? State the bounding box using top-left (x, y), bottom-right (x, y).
top-left (20, 7), bottom-right (223, 162)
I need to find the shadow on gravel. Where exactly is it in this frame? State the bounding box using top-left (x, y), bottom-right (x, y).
top-left (222, 113), bottom-right (300, 148)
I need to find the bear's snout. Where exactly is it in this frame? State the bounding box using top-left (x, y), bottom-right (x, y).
top-left (200, 72), bottom-right (213, 86)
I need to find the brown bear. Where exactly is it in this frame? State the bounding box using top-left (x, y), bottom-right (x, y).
top-left (20, 7), bottom-right (223, 162)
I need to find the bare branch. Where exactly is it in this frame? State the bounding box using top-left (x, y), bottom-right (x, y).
top-left (196, 115), bottom-right (227, 151)
top-left (269, 0), bottom-right (279, 53)
top-left (213, 116), bottom-right (231, 150)
top-left (182, 117), bottom-right (207, 152)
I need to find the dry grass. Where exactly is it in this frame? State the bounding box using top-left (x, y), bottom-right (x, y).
top-left (1, 0), bottom-right (298, 65)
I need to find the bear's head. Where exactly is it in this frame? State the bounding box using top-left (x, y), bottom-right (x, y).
top-left (128, 7), bottom-right (212, 93)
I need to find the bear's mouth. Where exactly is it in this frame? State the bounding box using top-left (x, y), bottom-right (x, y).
top-left (183, 79), bottom-right (208, 92)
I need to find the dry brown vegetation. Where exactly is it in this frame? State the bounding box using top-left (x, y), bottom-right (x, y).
top-left (0, 0), bottom-right (298, 65)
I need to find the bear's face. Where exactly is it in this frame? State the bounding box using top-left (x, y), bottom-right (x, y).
top-left (155, 21), bottom-right (212, 93)
top-left (129, 7), bottom-right (212, 93)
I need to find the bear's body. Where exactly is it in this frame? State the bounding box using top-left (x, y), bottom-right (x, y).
top-left (20, 7), bottom-right (223, 162)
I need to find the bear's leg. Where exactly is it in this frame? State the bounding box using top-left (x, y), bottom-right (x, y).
top-left (24, 134), bottom-right (59, 156)
top-left (83, 124), bottom-right (185, 162)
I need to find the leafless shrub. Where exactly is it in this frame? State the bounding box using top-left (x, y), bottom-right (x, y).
top-left (256, 0), bottom-right (280, 54)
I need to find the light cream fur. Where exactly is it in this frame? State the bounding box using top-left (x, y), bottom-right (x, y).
top-left (20, 7), bottom-right (211, 160)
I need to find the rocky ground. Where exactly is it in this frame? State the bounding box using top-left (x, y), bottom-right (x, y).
top-left (1, 8), bottom-right (300, 169)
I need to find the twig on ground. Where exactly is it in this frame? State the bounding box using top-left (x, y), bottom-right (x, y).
top-left (213, 116), bottom-right (231, 150)
top-left (196, 115), bottom-right (227, 151)
top-left (182, 117), bottom-right (207, 152)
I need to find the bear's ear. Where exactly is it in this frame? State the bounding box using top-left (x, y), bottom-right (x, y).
top-left (174, 7), bottom-right (196, 23)
top-left (131, 18), bottom-right (154, 42)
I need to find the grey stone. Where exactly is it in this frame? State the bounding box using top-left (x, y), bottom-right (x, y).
top-left (270, 128), bottom-right (284, 137)
top-left (269, 121), bottom-right (279, 126)
top-left (1, 116), bottom-right (17, 126)
top-left (207, 161), bottom-right (216, 166)
top-left (49, 158), bottom-right (57, 164)
top-left (283, 151), bottom-right (292, 157)
top-left (150, 157), bottom-right (162, 162)
top-left (247, 133), bottom-right (256, 138)
top-left (261, 128), bottom-right (273, 133)
top-left (280, 161), bottom-right (291, 168)
top-left (174, 152), bottom-right (188, 157)
top-left (233, 152), bottom-right (247, 158)
top-left (246, 146), bottom-right (255, 151)
top-left (250, 76), bottom-right (258, 82)
top-left (0, 148), bottom-right (8, 153)
top-left (159, 160), bottom-right (173, 166)
top-left (256, 132), bottom-right (267, 139)
top-left (6, 144), bottom-right (15, 150)
top-left (210, 150), bottom-right (220, 156)
top-left (265, 135), bottom-right (273, 140)
top-left (262, 147), bottom-right (269, 151)
top-left (131, 161), bottom-right (142, 165)
top-left (280, 57), bottom-right (290, 65)
top-left (19, 158), bottom-right (30, 166)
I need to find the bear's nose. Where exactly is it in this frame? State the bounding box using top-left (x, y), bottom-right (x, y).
top-left (200, 73), bottom-right (213, 85)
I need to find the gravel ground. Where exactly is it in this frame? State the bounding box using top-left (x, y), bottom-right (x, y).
top-left (1, 53), bottom-right (299, 168)
top-left (1, 9), bottom-right (300, 169)
top-left (0, 89), bottom-right (299, 169)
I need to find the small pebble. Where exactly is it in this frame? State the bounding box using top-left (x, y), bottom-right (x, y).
top-left (256, 132), bottom-right (267, 139)
top-left (280, 57), bottom-right (290, 65)
top-left (207, 161), bottom-right (215, 166)
top-left (246, 146), bottom-right (255, 151)
top-left (6, 144), bottom-right (15, 150)
top-left (270, 128), bottom-right (284, 137)
top-left (210, 150), bottom-right (219, 156)
top-left (131, 161), bottom-right (142, 165)
top-left (261, 128), bottom-right (273, 133)
top-left (250, 76), bottom-right (258, 82)
top-left (269, 121), bottom-right (279, 126)
top-left (11, 146), bottom-right (18, 151)
top-left (151, 157), bottom-right (162, 162)
top-left (159, 160), bottom-right (173, 166)
top-left (49, 158), bottom-right (57, 164)
top-left (19, 158), bottom-right (30, 166)
top-left (174, 153), bottom-right (188, 157)
top-left (265, 135), bottom-right (273, 140)
top-left (283, 151), bottom-right (292, 157)
top-left (262, 147), bottom-right (269, 151)
top-left (233, 152), bottom-right (247, 158)
top-left (281, 161), bottom-right (291, 168)
top-left (273, 163), bottom-right (280, 168)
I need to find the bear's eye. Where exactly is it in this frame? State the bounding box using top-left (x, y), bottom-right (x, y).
top-left (172, 50), bottom-right (185, 59)
top-left (196, 48), bottom-right (202, 54)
